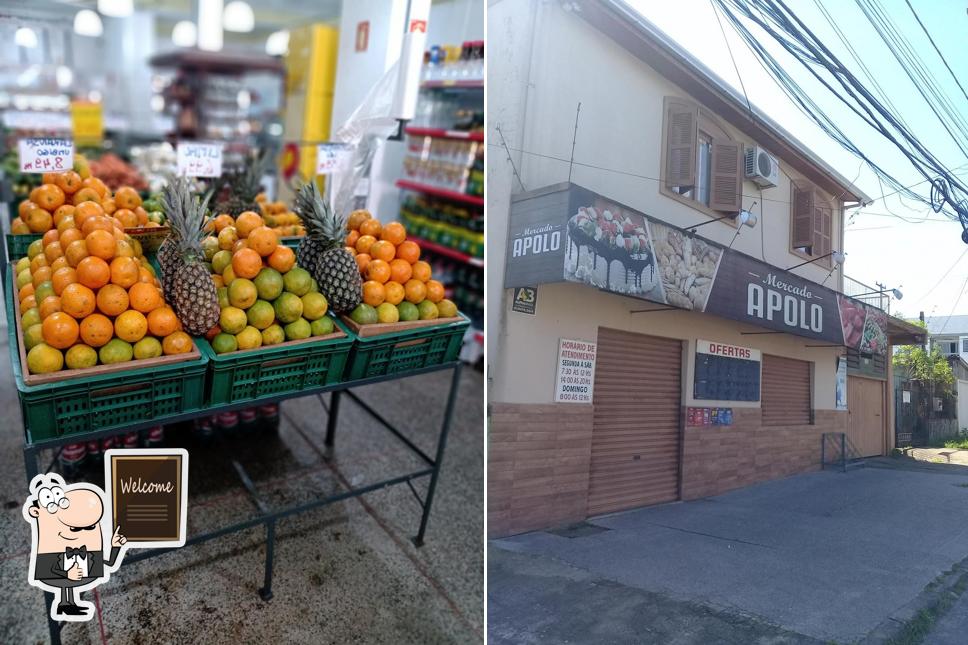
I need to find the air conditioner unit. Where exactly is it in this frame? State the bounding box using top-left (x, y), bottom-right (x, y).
top-left (744, 146), bottom-right (779, 188)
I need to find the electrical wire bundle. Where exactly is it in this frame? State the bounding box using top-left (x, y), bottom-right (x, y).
top-left (713, 0), bottom-right (968, 240)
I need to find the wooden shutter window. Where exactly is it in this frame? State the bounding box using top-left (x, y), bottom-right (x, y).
top-left (709, 139), bottom-right (743, 212)
top-left (665, 100), bottom-right (697, 189)
top-left (792, 185), bottom-right (814, 248)
top-left (813, 205), bottom-right (832, 259)
top-left (761, 355), bottom-right (812, 426)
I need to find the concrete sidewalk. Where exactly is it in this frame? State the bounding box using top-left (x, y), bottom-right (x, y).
top-left (490, 461), bottom-right (968, 644)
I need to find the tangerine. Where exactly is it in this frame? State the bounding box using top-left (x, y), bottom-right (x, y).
top-left (366, 259), bottom-right (391, 284)
top-left (388, 259), bottom-right (413, 284)
top-left (82, 215), bottom-right (114, 236)
top-left (18, 283), bottom-right (35, 302)
top-left (33, 184), bottom-right (66, 211)
top-left (128, 282), bottom-right (163, 313)
top-left (82, 177), bottom-right (109, 199)
top-left (114, 186), bottom-right (141, 209)
top-left (110, 257), bottom-right (140, 288)
top-left (71, 187), bottom-right (101, 206)
top-left (50, 256), bottom-right (68, 272)
top-left (369, 240), bottom-right (396, 263)
top-left (11, 219), bottom-right (30, 234)
top-left (355, 253), bottom-right (371, 273)
top-left (248, 226), bottom-right (278, 256)
top-left (54, 171), bottom-right (82, 195)
top-left (51, 267), bottom-right (77, 296)
top-left (42, 229), bottom-right (59, 247)
top-left (384, 281), bottom-right (405, 305)
top-left (115, 310), bottom-right (148, 343)
top-left (73, 201), bottom-right (104, 225)
top-left (43, 242), bottom-right (64, 264)
top-left (59, 227), bottom-right (83, 249)
top-left (41, 312), bottom-right (79, 349)
top-left (77, 256), bottom-right (112, 290)
top-left (396, 241), bottom-right (421, 264)
top-left (359, 218), bottom-right (382, 238)
top-left (32, 266), bottom-right (52, 287)
top-left (114, 208), bottom-right (138, 228)
top-left (65, 240), bottom-right (91, 268)
top-left (404, 279), bottom-right (427, 304)
top-left (21, 295), bottom-right (37, 311)
top-left (60, 283), bottom-right (96, 319)
top-left (85, 229), bottom-right (116, 260)
top-left (147, 306), bottom-right (180, 337)
top-left (346, 230), bottom-right (360, 248)
top-left (213, 214), bottom-right (235, 232)
top-left (100, 198), bottom-right (117, 215)
top-left (18, 200), bottom-right (39, 220)
top-left (96, 284), bottom-right (129, 316)
top-left (53, 204), bottom-right (76, 224)
top-left (267, 245), bottom-right (296, 273)
top-left (381, 221), bottom-right (407, 246)
top-left (79, 313), bottom-right (114, 348)
top-left (362, 281), bottom-right (386, 307)
top-left (162, 331), bottom-right (193, 355)
top-left (425, 279), bottom-right (445, 303)
top-left (231, 248), bottom-right (263, 279)
top-left (355, 235), bottom-right (377, 254)
top-left (347, 209), bottom-right (371, 231)
top-left (25, 208), bottom-right (53, 233)
top-left (235, 211), bottom-right (264, 238)
top-left (412, 260), bottom-right (432, 282)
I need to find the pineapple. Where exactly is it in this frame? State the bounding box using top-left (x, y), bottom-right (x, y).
top-left (215, 152), bottom-right (266, 217)
top-left (293, 182), bottom-right (362, 313)
top-left (160, 177), bottom-right (221, 335)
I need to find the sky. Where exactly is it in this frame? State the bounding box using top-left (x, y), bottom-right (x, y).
top-left (626, 0), bottom-right (968, 322)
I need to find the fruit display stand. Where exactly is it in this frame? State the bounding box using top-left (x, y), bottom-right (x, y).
top-left (5, 233), bottom-right (42, 262)
top-left (342, 313), bottom-right (469, 378)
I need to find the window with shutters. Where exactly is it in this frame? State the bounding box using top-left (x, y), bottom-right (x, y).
top-left (791, 182), bottom-right (834, 266)
top-left (661, 97), bottom-right (744, 220)
top-left (761, 354), bottom-right (812, 426)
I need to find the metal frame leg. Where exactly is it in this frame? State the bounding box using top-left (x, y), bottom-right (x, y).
top-left (413, 363), bottom-right (462, 547)
top-left (25, 447), bottom-right (63, 645)
top-left (260, 520), bottom-right (275, 601)
top-left (325, 391), bottom-right (341, 447)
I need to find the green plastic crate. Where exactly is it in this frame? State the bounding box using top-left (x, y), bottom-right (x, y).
top-left (280, 236), bottom-right (302, 250)
top-left (345, 314), bottom-right (469, 380)
top-left (198, 315), bottom-right (353, 405)
top-left (6, 233), bottom-right (42, 260)
top-left (5, 281), bottom-right (208, 444)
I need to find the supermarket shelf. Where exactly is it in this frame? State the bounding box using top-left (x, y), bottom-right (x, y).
top-left (405, 127), bottom-right (484, 142)
top-left (396, 180), bottom-right (484, 207)
top-left (409, 235), bottom-right (484, 268)
top-left (421, 79), bottom-right (484, 89)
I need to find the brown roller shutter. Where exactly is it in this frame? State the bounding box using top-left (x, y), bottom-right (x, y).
top-left (792, 185), bottom-right (815, 249)
top-left (665, 99), bottom-right (697, 189)
top-left (761, 355), bottom-right (811, 426)
top-left (709, 139), bottom-right (743, 212)
top-left (589, 328), bottom-right (682, 516)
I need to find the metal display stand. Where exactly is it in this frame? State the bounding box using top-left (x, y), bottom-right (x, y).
top-left (21, 361), bottom-right (463, 645)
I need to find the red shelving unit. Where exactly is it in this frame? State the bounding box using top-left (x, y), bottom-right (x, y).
top-left (396, 180), bottom-right (484, 207)
top-left (408, 235), bottom-right (484, 268)
top-left (404, 127), bottom-right (484, 142)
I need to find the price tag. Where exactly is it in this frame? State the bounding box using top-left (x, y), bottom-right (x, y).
top-left (316, 143), bottom-right (351, 176)
top-left (176, 142), bottom-right (223, 178)
top-left (18, 138), bottom-right (73, 173)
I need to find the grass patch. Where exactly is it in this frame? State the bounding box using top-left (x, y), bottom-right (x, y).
top-left (887, 571), bottom-right (968, 644)
top-left (943, 438), bottom-right (968, 450)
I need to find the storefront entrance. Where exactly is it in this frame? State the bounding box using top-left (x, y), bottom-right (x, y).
top-left (589, 328), bottom-right (682, 516)
top-left (847, 375), bottom-right (886, 457)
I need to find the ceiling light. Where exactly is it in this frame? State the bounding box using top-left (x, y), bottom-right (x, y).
top-left (223, 1), bottom-right (254, 33)
top-left (55, 66), bottom-right (73, 89)
top-left (74, 10), bottom-right (104, 37)
top-left (88, 90), bottom-right (102, 103)
top-left (15, 27), bottom-right (38, 48)
top-left (172, 21), bottom-right (198, 48)
top-left (198, 0), bottom-right (224, 52)
top-left (265, 30), bottom-right (289, 56)
top-left (98, 0), bottom-right (134, 18)
top-left (150, 95), bottom-right (165, 112)
top-left (236, 90), bottom-right (251, 109)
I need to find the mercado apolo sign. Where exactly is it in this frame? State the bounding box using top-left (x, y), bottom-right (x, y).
top-left (504, 182), bottom-right (891, 353)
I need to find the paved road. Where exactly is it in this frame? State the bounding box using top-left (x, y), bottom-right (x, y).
top-left (490, 460), bottom-right (968, 644)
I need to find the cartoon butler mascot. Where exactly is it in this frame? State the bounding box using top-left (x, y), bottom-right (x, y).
top-left (23, 473), bottom-right (127, 621)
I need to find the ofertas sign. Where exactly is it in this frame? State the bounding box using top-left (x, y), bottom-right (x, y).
top-left (696, 340), bottom-right (760, 361)
top-left (554, 338), bottom-right (596, 403)
top-left (177, 142), bottom-right (223, 177)
top-left (18, 139), bottom-right (73, 173)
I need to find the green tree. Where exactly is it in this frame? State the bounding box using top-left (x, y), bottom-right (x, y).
top-left (893, 319), bottom-right (955, 394)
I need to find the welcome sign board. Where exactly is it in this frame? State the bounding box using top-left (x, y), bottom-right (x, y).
top-left (505, 183), bottom-right (894, 353)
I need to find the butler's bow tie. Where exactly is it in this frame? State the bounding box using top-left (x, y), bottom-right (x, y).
top-left (66, 546), bottom-right (87, 558)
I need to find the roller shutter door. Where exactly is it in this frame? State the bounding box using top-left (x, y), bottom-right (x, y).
top-left (589, 328), bottom-right (682, 516)
top-left (761, 355), bottom-right (811, 426)
top-left (847, 375), bottom-right (885, 457)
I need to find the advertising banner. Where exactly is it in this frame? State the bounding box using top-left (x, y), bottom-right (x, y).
top-left (506, 183), bottom-right (890, 353)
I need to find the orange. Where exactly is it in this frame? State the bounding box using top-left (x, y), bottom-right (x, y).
top-left (231, 248), bottom-right (263, 279)
top-left (362, 280), bottom-right (386, 307)
top-left (59, 226), bottom-right (83, 247)
top-left (162, 331), bottom-right (193, 355)
top-left (73, 201), bottom-right (104, 224)
top-left (50, 256), bottom-right (69, 272)
top-left (147, 306), bottom-right (180, 337)
top-left (211, 275), bottom-right (224, 288)
top-left (25, 208), bottom-right (53, 233)
top-left (355, 253), bottom-right (371, 273)
top-left (80, 313), bottom-right (113, 348)
top-left (18, 200), bottom-right (39, 220)
top-left (11, 219), bottom-right (30, 234)
top-left (19, 283), bottom-right (35, 302)
top-left (55, 171), bottom-right (83, 195)
top-left (115, 239), bottom-right (135, 258)
top-left (114, 186), bottom-right (141, 209)
top-left (112, 227), bottom-right (126, 242)
top-left (381, 221), bottom-right (407, 246)
top-left (396, 241), bottom-right (421, 264)
top-left (369, 240), bottom-right (395, 263)
top-left (366, 259), bottom-right (391, 284)
top-left (55, 215), bottom-right (75, 235)
top-left (42, 229), bottom-right (59, 247)
top-left (359, 218), bottom-right (382, 238)
top-left (43, 242), bottom-right (64, 264)
top-left (96, 284), bottom-right (129, 316)
top-left (355, 235), bottom-right (377, 254)
top-left (30, 254), bottom-right (48, 272)
top-left (404, 279), bottom-right (427, 304)
top-left (38, 295), bottom-right (62, 320)
top-left (51, 267), bottom-right (77, 296)
top-left (411, 260), bottom-right (432, 282)
top-left (71, 187), bottom-right (101, 206)
top-left (41, 312), bottom-right (79, 349)
top-left (388, 259), bottom-right (413, 284)
top-left (384, 281), bottom-right (405, 305)
top-left (233, 239), bottom-right (248, 253)
top-left (248, 226), bottom-right (278, 257)
top-left (138, 267), bottom-right (155, 284)
top-left (346, 230), bottom-right (360, 248)
top-left (134, 206), bottom-right (148, 226)
top-left (85, 230), bottom-right (116, 260)
top-left (267, 245), bottom-right (296, 273)
top-left (61, 283), bottom-right (96, 319)
top-left (128, 282), bottom-right (163, 313)
top-left (110, 256), bottom-right (140, 288)
top-left (82, 215), bottom-right (115, 236)
top-left (235, 211), bottom-right (264, 238)
top-left (114, 208), bottom-right (138, 228)
top-left (53, 204), bottom-right (75, 225)
top-left (21, 295), bottom-right (37, 311)
top-left (82, 177), bottom-right (109, 198)
top-left (32, 266), bottom-right (52, 287)
top-left (115, 310), bottom-right (147, 343)
top-left (65, 239), bottom-right (90, 268)
top-left (100, 198), bottom-right (117, 215)
top-left (32, 184), bottom-right (66, 211)
top-left (425, 279), bottom-right (445, 303)
top-left (213, 214), bottom-right (235, 232)
top-left (77, 256), bottom-right (111, 289)
top-left (347, 210), bottom-right (371, 231)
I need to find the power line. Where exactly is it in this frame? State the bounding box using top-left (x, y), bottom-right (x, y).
top-left (903, 0), bottom-right (968, 106)
top-left (914, 247), bottom-right (968, 305)
top-left (938, 271), bottom-right (968, 332)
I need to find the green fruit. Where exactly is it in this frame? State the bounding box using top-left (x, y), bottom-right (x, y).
top-left (350, 303), bottom-right (378, 325)
top-left (202, 236), bottom-right (220, 261)
top-left (27, 239), bottom-right (44, 259)
top-left (228, 278), bottom-right (258, 309)
top-left (247, 300), bottom-right (275, 330)
top-left (436, 299), bottom-right (458, 318)
top-left (16, 269), bottom-right (32, 289)
top-left (220, 306), bottom-right (248, 334)
top-left (417, 300), bottom-right (439, 320)
top-left (34, 282), bottom-right (55, 303)
top-left (262, 324), bottom-right (286, 346)
top-left (23, 323), bottom-right (44, 350)
top-left (65, 344), bottom-right (98, 369)
top-left (217, 286), bottom-right (230, 309)
top-left (254, 268), bottom-right (284, 300)
top-left (27, 343), bottom-right (63, 374)
top-left (300, 292), bottom-right (328, 320)
top-left (273, 292), bottom-right (303, 324)
top-left (148, 211), bottom-right (165, 225)
top-left (133, 337), bottom-right (163, 360)
top-left (212, 250), bottom-right (233, 274)
top-left (376, 302), bottom-right (399, 323)
top-left (310, 278), bottom-right (319, 292)
top-left (283, 267), bottom-right (312, 296)
top-left (236, 326), bottom-right (263, 350)
top-left (397, 301), bottom-right (419, 322)
top-left (99, 338), bottom-right (133, 364)
top-left (212, 332), bottom-right (239, 354)
top-left (310, 316), bottom-right (334, 336)
top-left (15, 257), bottom-right (30, 274)
top-left (21, 307), bottom-right (41, 330)
top-left (284, 317), bottom-right (311, 340)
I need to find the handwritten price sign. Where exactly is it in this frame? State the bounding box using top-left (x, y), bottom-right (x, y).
top-left (177, 143), bottom-right (223, 178)
top-left (316, 143), bottom-right (351, 176)
top-left (19, 139), bottom-right (73, 173)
